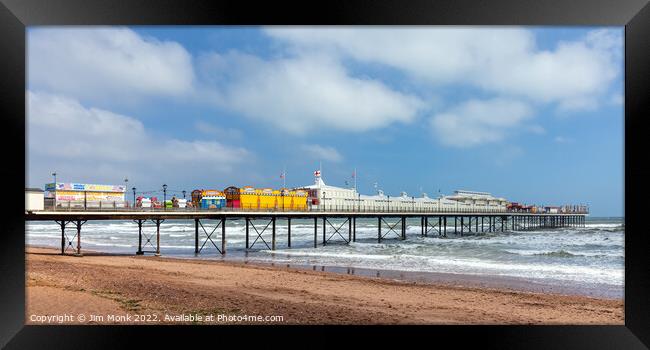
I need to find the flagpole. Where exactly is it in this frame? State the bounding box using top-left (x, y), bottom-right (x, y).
top-left (354, 167), bottom-right (357, 192)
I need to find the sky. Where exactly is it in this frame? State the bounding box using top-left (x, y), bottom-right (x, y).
top-left (26, 26), bottom-right (624, 216)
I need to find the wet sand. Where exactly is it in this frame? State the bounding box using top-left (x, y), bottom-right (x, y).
top-left (25, 247), bottom-right (623, 325)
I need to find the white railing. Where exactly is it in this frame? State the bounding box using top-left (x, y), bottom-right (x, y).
top-left (38, 200), bottom-right (588, 214)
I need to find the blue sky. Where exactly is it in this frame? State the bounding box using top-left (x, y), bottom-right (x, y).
top-left (26, 26), bottom-right (624, 216)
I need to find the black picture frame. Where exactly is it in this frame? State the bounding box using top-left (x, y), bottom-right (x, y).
top-left (1, 0), bottom-right (648, 348)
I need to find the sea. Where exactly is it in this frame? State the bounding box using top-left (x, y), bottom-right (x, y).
top-left (26, 216), bottom-right (624, 299)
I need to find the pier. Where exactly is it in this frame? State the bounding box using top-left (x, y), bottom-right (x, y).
top-left (25, 209), bottom-right (588, 256)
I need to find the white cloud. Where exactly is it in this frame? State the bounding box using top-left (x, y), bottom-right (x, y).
top-left (28, 28), bottom-right (195, 102)
top-left (194, 120), bottom-right (244, 140)
top-left (429, 98), bottom-right (533, 147)
top-left (198, 52), bottom-right (424, 133)
top-left (265, 27), bottom-right (622, 110)
top-left (27, 91), bottom-right (251, 186)
top-left (300, 144), bottom-right (343, 162)
top-left (527, 125), bottom-right (546, 135)
top-left (27, 27), bottom-right (622, 152)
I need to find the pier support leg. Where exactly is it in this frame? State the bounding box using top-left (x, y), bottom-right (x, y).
top-left (155, 219), bottom-right (161, 256)
top-left (323, 217), bottom-right (327, 245)
top-left (475, 216), bottom-right (478, 232)
top-left (421, 217), bottom-right (424, 237)
top-left (401, 216), bottom-right (406, 240)
top-left (221, 217), bottom-right (226, 254)
top-left (353, 217), bottom-right (356, 242)
top-left (59, 221), bottom-right (66, 255)
top-left (454, 217), bottom-right (457, 235)
top-left (460, 216), bottom-right (464, 236)
top-left (378, 217), bottom-right (382, 243)
top-left (272, 217), bottom-right (276, 250)
top-left (138, 219), bottom-right (145, 255)
top-left (75, 220), bottom-right (82, 256)
top-left (245, 218), bottom-right (250, 249)
top-left (424, 217), bottom-right (429, 237)
top-left (314, 217), bottom-right (317, 248)
top-left (288, 218), bottom-right (291, 248)
top-left (348, 217), bottom-right (352, 243)
top-left (443, 217), bottom-right (447, 237)
top-left (438, 217), bottom-right (442, 237)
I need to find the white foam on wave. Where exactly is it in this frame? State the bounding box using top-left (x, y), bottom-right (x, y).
top-left (262, 248), bottom-right (623, 285)
top-left (503, 249), bottom-right (623, 258)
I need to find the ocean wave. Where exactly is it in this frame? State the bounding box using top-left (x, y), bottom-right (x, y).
top-left (533, 250), bottom-right (579, 258)
top-left (503, 247), bottom-right (623, 257)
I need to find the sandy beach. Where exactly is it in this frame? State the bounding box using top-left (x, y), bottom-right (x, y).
top-left (25, 246), bottom-right (623, 325)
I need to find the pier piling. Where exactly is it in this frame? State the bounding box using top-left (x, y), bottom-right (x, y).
top-left (75, 220), bottom-right (84, 256)
top-left (245, 218), bottom-right (249, 249)
top-left (57, 220), bottom-right (66, 255)
top-left (139, 219), bottom-right (146, 255)
top-left (32, 210), bottom-right (589, 256)
top-left (154, 219), bottom-right (162, 256)
top-left (221, 217), bottom-right (226, 254)
top-left (287, 218), bottom-right (291, 248)
top-left (443, 216), bottom-right (447, 237)
top-left (349, 217), bottom-right (352, 243)
top-left (313, 217), bottom-right (317, 248)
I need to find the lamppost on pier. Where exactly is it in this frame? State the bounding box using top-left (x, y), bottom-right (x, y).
top-left (124, 178), bottom-right (128, 206)
top-left (182, 190), bottom-right (186, 199)
top-left (132, 187), bottom-right (136, 208)
top-left (51, 172), bottom-right (57, 210)
top-left (163, 184), bottom-right (167, 210)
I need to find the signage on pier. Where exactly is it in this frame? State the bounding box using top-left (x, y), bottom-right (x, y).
top-left (45, 183), bottom-right (125, 193)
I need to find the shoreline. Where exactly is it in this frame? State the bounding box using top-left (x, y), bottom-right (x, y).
top-left (26, 243), bottom-right (622, 300)
top-left (26, 246), bottom-right (623, 325)
top-left (236, 261), bottom-right (623, 300)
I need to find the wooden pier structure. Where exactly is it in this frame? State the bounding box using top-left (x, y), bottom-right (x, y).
top-left (25, 210), bottom-right (588, 256)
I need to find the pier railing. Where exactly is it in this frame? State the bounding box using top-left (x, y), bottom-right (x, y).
top-left (38, 201), bottom-right (588, 214)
